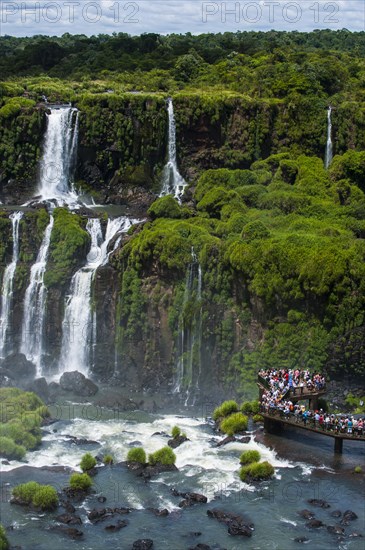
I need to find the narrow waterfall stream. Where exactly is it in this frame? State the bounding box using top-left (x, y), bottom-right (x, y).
top-left (174, 247), bottom-right (203, 405)
top-left (325, 106), bottom-right (333, 169)
top-left (20, 215), bottom-right (54, 376)
top-left (0, 212), bottom-right (23, 358)
top-left (59, 217), bottom-right (132, 376)
top-left (160, 98), bottom-right (187, 201)
top-left (37, 106), bottom-right (79, 206)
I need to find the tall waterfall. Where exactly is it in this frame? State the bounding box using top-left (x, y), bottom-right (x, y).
top-left (37, 106), bottom-right (79, 205)
top-left (21, 215), bottom-right (54, 375)
top-left (325, 106), bottom-right (333, 169)
top-left (59, 217), bottom-right (132, 375)
top-left (0, 212), bottom-right (23, 358)
top-left (174, 247), bottom-right (202, 405)
top-left (160, 98), bottom-right (187, 201)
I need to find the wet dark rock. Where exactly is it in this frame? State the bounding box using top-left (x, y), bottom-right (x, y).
top-left (132, 540), bottom-right (154, 550)
top-left (236, 436), bottom-right (250, 444)
top-left (1, 353), bottom-right (36, 380)
top-left (25, 377), bottom-right (49, 402)
top-left (87, 507), bottom-right (130, 523)
top-left (294, 537), bottom-right (309, 543)
top-left (305, 519), bottom-right (324, 528)
top-left (138, 463), bottom-right (178, 480)
top-left (188, 545), bottom-right (212, 550)
top-left (327, 524), bottom-right (345, 535)
top-left (298, 510), bottom-right (315, 520)
top-left (330, 510), bottom-right (342, 518)
top-left (172, 490), bottom-right (207, 508)
top-left (207, 509), bottom-right (254, 537)
top-left (151, 431), bottom-right (169, 437)
top-left (98, 496), bottom-right (107, 503)
top-left (342, 510), bottom-right (358, 522)
top-left (148, 508), bottom-right (169, 517)
top-left (349, 532), bottom-right (363, 537)
top-left (62, 487), bottom-right (89, 502)
top-left (62, 501), bottom-right (76, 514)
top-left (59, 370), bottom-right (98, 396)
top-left (214, 436), bottom-right (236, 447)
top-left (307, 499), bottom-right (330, 508)
top-left (52, 526), bottom-right (83, 539)
top-left (128, 440), bottom-right (143, 447)
top-left (104, 519), bottom-right (129, 531)
top-left (168, 435), bottom-right (189, 449)
top-left (64, 435), bottom-right (100, 446)
top-left (1, 460), bottom-right (10, 465)
top-left (56, 513), bottom-right (82, 525)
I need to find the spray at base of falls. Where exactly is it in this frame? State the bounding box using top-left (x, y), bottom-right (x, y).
top-left (160, 98), bottom-right (187, 201)
top-left (20, 215), bottom-right (54, 376)
top-left (325, 106), bottom-right (333, 169)
top-left (59, 217), bottom-right (132, 377)
top-left (0, 212), bottom-right (23, 358)
top-left (36, 106), bottom-right (79, 207)
top-left (174, 247), bottom-right (203, 405)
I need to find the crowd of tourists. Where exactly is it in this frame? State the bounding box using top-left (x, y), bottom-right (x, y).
top-left (259, 368), bottom-right (363, 437)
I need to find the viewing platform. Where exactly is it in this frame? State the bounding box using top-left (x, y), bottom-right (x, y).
top-left (257, 373), bottom-right (364, 453)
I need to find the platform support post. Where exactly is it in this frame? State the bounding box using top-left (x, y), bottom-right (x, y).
top-left (334, 438), bottom-right (343, 454)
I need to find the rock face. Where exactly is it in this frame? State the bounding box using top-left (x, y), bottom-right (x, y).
top-left (59, 371), bottom-right (98, 396)
top-left (207, 509), bottom-right (254, 537)
top-left (1, 353), bottom-right (36, 380)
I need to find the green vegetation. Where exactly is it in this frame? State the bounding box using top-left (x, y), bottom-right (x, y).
top-left (239, 461), bottom-right (275, 482)
top-left (345, 393), bottom-right (365, 414)
top-left (252, 414), bottom-right (264, 423)
top-left (213, 400), bottom-right (239, 421)
top-left (354, 466), bottom-right (363, 474)
top-left (0, 388), bottom-right (49, 460)
top-left (241, 400), bottom-right (260, 415)
top-left (12, 481), bottom-right (58, 510)
top-left (69, 473), bottom-right (93, 491)
top-left (44, 208), bottom-right (89, 288)
top-left (171, 426), bottom-right (181, 438)
top-left (0, 524), bottom-right (9, 550)
top-left (148, 446), bottom-right (176, 466)
top-left (220, 413), bottom-right (248, 436)
top-left (127, 447), bottom-right (147, 464)
top-left (239, 450), bottom-right (261, 465)
top-left (80, 453), bottom-right (97, 472)
top-left (103, 454), bottom-right (114, 465)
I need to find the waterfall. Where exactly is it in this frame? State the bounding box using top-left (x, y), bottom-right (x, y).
top-left (0, 212), bottom-right (23, 358)
top-left (20, 215), bottom-right (54, 375)
top-left (174, 247), bottom-right (203, 405)
top-left (37, 106), bottom-right (79, 205)
top-left (59, 217), bottom-right (132, 376)
top-left (160, 98), bottom-right (187, 201)
top-left (325, 106), bottom-right (333, 169)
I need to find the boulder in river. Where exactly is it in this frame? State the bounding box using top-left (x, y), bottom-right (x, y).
top-left (52, 526), bottom-right (83, 539)
top-left (104, 519), bottom-right (129, 531)
top-left (327, 524), bottom-right (345, 535)
top-left (294, 537), bottom-right (309, 543)
top-left (307, 499), bottom-right (330, 508)
top-left (297, 509), bottom-right (315, 520)
top-left (172, 490), bottom-right (207, 508)
top-left (168, 434), bottom-right (189, 449)
top-left (1, 353), bottom-right (36, 380)
top-left (342, 510), bottom-right (358, 523)
top-left (87, 507), bottom-right (130, 523)
top-left (59, 370), bottom-right (98, 396)
top-left (148, 508), bottom-right (169, 517)
top-left (207, 509), bottom-right (254, 537)
top-left (56, 513), bottom-right (82, 525)
top-left (305, 519), bottom-right (324, 528)
top-left (132, 540), bottom-right (154, 550)
top-left (330, 510), bottom-right (342, 518)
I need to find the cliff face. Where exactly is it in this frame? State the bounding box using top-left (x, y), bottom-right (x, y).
top-left (1, 95), bottom-right (364, 208)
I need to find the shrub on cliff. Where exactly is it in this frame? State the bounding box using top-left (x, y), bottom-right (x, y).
top-left (0, 524), bottom-right (9, 550)
top-left (213, 400), bottom-right (239, 421)
top-left (69, 473), bottom-right (93, 491)
top-left (148, 196), bottom-right (190, 220)
top-left (148, 446), bottom-right (176, 466)
top-left (0, 437), bottom-right (26, 460)
top-left (12, 481), bottom-right (58, 510)
top-left (241, 400), bottom-right (260, 414)
top-left (239, 461), bottom-right (275, 482)
top-left (127, 447), bottom-right (146, 464)
top-left (239, 450), bottom-right (260, 465)
top-left (80, 453), bottom-right (97, 472)
top-left (220, 413), bottom-right (248, 436)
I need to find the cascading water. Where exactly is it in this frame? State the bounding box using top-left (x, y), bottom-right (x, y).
top-left (37, 106), bottom-right (79, 205)
top-left (325, 106), bottom-right (333, 169)
top-left (59, 217), bottom-right (132, 375)
top-left (160, 98), bottom-right (187, 201)
top-left (20, 215), bottom-right (54, 375)
top-left (0, 212), bottom-right (23, 358)
top-left (174, 247), bottom-right (202, 405)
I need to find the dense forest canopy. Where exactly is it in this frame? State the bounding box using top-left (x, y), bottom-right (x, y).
top-left (1, 29), bottom-right (365, 99)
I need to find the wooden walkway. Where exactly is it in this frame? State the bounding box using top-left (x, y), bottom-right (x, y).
top-left (260, 411), bottom-right (365, 452)
top-left (258, 375), bottom-right (364, 453)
